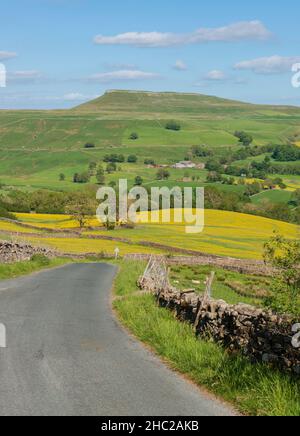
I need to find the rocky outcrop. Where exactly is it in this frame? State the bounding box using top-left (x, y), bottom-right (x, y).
top-left (0, 241), bottom-right (56, 263)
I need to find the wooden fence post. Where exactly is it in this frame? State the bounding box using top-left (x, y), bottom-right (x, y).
top-left (204, 271), bottom-right (215, 300)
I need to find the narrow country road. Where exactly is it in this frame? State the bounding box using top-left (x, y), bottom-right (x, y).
top-left (0, 264), bottom-right (235, 416)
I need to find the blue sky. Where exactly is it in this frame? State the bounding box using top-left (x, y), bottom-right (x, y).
top-left (0, 0), bottom-right (300, 109)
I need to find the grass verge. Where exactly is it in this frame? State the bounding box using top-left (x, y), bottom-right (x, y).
top-left (0, 256), bottom-right (71, 280)
top-left (113, 260), bottom-right (300, 416)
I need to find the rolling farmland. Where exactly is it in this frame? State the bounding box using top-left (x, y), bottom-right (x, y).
top-left (0, 210), bottom-right (296, 259)
top-left (0, 90), bottom-right (300, 191)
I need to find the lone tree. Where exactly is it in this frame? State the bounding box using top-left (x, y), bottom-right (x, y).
top-left (65, 193), bottom-right (96, 229)
top-left (144, 158), bottom-right (155, 165)
top-left (156, 169), bottom-right (170, 180)
top-left (106, 162), bottom-right (117, 174)
top-left (59, 173), bottom-right (65, 181)
top-left (264, 234), bottom-right (300, 316)
top-left (165, 121), bottom-right (181, 131)
top-left (291, 189), bottom-right (300, 207)
top-left (73, 172), bottom-right (90, 184)
top-left (134, 176), bottom-right (143, 186)
top-left (129, 132), bottom-right (139, 140)
top-left (96, 165), bottom-right (106, 185)
top-left (84, 142), bottom-right (95, 149)
top-left (88, 161), bottom-right (97, 176)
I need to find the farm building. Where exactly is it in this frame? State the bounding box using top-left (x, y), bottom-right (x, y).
top-left (173, 161), bottom-right (196, 169)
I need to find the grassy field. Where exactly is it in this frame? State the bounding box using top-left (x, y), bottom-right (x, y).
top-left (0, 256), bottom-right (71, 280)
top-left (86, 209), bottom-right (298, 259)
top-left (169, 264), bottom-right (270, 305)
top-left (0, 209), bottom-right (296, 259)
top-left (113, 260), bottom-right (300, 416)
top-left (251, 189), bottom-right (293, 205)
top-left (1, 90), bottom-right (300, 191)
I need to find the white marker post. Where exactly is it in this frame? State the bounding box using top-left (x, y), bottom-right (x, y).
top-left (114, 247), bottom-right (120, 259)
top-left (0, 323), bottom-right (6, 348)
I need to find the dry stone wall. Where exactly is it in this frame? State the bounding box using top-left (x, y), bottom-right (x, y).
top-left (139, 262), bottom-right (300, 375)
top-left (0, 241), bottom-right (56, 263)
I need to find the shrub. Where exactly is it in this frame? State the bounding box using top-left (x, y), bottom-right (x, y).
top-left (234, 131), bottom-right (253, 146)
top-left (272, 144), bottom-right (300, 162)
top-left (205, 159), bottom-right (222, 172)
top-left (264, 234), bottom-right (300, 316)
top-left (84, 142), bottom-right (95, 149)
top-left (191, 145), bottom-right (213, 157)
top-left (156, 169), bottom-right (170, 180)
top-left (129, 132), bottom-right (139, 140)
top-left (73, 172), bottom-right (90, 183)
top-left (104, 219), bottom-right (116, 230)
top-left (106, 163), bottom-right (117, 173)
top-left (127, 155), bottom-right (138, 163)
top-left (144, 159), bottom-right (155, 166)
top-left (103, 154), bottom-right (125, 163)
top-left (0, 206), bottom-right (16, 220)
top-left (134, 176), bottom-right (143, 186)
top-left (165, 121), bottom-right (181, 131)
top-left (30, 254), bottom-right (51, 266)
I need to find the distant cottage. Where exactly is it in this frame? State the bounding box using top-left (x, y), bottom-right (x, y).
top-left (172, 161), bottom-right (205, 170)
top-left (173, 161), bottom-right (196, 169)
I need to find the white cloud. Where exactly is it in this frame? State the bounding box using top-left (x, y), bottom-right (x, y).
top-left (7, 70), bottom-right (45, 85)
top-left (95, 32), bottom-right (183, 48)
top-left (104, 62), bottom-right (138, 71)
top-left (0, 51), bottom-right (17, 61)
top-left (235, 55), bottom-right (300, 74)
top-left (63, 92), bottom-right (95, 102)
top-left (10, 70), bottom-right (43, 80)
top-left (196, 70), bottom-right (247, 87)
top-left (94, 21), bottom-right (271, 47)
top-left (173, 60), bottom-right (187, 71)
top-left (204, 70), bottom-right (226, 81)
top-left (88, 69), bottom-right (161, 83)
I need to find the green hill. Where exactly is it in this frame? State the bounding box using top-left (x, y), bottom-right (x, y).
top-left (0, 90), bottom-right (300, 191)
top-left (75, 89), bottom-right (300, 118)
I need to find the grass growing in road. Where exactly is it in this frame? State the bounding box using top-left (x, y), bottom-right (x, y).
top-left (0, 256), bottom-right (71, 280)
top-left (113, 260), bottom-right (300, 416)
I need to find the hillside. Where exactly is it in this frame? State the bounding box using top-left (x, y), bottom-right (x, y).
top-left (0, 90), bottom-right (300, 191)
top-left (75, 90), bottom-right (300, 118)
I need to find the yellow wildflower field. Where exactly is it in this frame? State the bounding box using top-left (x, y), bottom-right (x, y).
top-left (85, 210), bottom-right (299, 259)
top-left (0, 220), bottom-right (43, 234)
top-left (5, 209), bottom-right (299, 259)
top-left (15, 213), bottom-right (100, 229)
top-left (26, 236), bottom-right (164, 256)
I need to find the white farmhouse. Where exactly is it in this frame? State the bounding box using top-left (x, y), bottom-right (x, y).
top-left (172, 161), bottom-right (196, 169)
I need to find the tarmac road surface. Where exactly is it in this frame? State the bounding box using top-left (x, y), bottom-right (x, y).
top-left (0, 263), bottom-right (235, 416)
